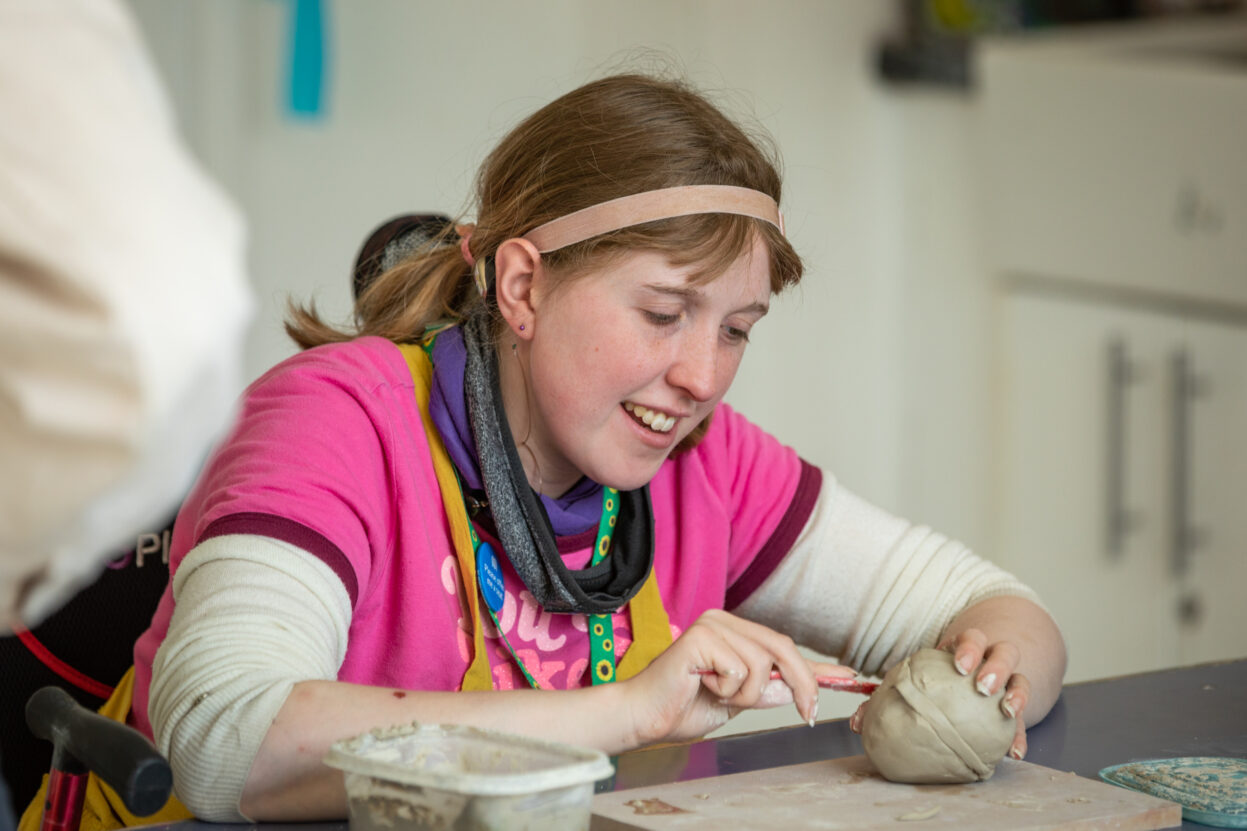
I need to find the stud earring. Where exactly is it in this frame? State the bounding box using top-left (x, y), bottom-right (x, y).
top-left (519, 324), bottom-right (526, 332)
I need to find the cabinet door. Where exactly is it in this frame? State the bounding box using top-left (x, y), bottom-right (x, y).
top-left (1177, 319), bottom-right (1247, 665)
top-left (995, 294), bottom-right (1180, 682)
top-left (980, 39), bottom-right (1247, 307)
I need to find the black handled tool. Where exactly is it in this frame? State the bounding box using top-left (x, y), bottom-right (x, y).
top-left (26, 686), bottom-right (172, 831)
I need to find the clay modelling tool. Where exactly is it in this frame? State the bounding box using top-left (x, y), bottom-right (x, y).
top-left (695, 670), bottom-right (878, 695)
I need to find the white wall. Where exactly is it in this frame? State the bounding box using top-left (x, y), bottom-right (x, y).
top-left (888, 90), bottom-right (995, 552)
top-left (125, 0), bottom-right (995, 731)
top-left (126, 0), bottom-right (927, 505)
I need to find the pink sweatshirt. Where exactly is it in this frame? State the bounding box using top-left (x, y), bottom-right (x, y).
top-left (131, 337), bottom-right (818, 737)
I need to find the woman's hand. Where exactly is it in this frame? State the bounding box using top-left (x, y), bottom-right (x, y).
top-left (848, 629), bottom-right (1031, 761)
top-left (620, 609), bottom-right (856, 747)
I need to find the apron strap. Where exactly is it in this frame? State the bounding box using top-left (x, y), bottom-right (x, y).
top-left (398, 344), bottom-right (494, 692)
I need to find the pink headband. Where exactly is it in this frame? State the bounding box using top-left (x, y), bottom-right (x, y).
top-left (521, 185), bottom-right (784, 253)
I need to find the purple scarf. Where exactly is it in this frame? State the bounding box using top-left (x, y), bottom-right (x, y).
top-left (429, 327), bottom-right (601, 536)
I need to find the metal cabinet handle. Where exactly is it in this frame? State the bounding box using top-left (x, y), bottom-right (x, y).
top-left (1105, 338), bottom-right (1138, 557)
top-left (1170, 348), bottom-right (1208, 577)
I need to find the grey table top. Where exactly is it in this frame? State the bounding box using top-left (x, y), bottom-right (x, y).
top-left (607, 657), bottom-right (1247, 829)
top-left (146, 658), bottom-right (1247, 831)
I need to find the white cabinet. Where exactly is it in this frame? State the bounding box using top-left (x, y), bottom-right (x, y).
top-left (979, 17), bottom-right (1247, 682)
top-left (979, 19), bottom-right (1247, 306)
top-left (994, 294), bottom-right (1247, 682)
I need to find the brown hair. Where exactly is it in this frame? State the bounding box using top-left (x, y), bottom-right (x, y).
top-left (285, 73), bottom-right (805, 448)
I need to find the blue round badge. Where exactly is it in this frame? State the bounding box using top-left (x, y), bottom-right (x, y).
top-left (475, 541), bottom-right (505, 613)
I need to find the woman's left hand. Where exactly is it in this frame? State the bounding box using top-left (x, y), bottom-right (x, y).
top-left (848, 629), bottom-right (1031, 761)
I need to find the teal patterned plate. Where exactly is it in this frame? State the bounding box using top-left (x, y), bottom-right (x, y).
top-left (1100, 757), bottom-right (1247, 828)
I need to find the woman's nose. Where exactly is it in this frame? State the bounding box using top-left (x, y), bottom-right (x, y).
top-left (667, 332), bottom-right (719, 402)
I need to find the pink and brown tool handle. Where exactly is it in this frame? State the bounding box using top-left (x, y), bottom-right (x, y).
top-left (696, 669), bottom-right (878, 695)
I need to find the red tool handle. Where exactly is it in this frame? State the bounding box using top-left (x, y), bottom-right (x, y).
top-left (41, 769), bottom-right (88, 831)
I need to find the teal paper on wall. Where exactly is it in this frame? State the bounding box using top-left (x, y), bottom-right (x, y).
top-left (286, 0), bottom-right (327, 118)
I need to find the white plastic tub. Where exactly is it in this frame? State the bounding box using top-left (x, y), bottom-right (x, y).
top-left (324, 723), bottom-right (614, 831)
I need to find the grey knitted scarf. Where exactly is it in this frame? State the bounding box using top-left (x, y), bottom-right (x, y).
top-left (461, 311), bottom-right (654, 615)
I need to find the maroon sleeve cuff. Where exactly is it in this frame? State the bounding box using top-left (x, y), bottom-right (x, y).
top-left (725, 460), bottom-right (822, 610)
top-left (199, 512), bottom-right (359, 607)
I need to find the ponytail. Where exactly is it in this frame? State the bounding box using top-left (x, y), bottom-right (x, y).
top-left (284, 224), bottom-right (484, 349)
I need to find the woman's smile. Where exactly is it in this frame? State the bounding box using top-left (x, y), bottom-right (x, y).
top-left (622, 401), bottom-right (679, 434)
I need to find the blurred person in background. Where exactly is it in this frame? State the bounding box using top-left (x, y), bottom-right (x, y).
top-left (0, 1), bottom-right (252, 826)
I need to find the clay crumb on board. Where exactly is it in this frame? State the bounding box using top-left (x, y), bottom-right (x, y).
top-left (625, 798), bottom-right (688, 816)
top-left (896, 806), bottom-right (941, 821)
top-left (989, 797), bottom-right (1043, 811)
top-left (1068, 797), bottom-right (1092, 803)
top-left (764, 782), bottom-right (822, 796)
top-left (692, 793), bottom-right (710, 800)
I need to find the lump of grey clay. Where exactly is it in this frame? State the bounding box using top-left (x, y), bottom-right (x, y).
top-left (860, 648), bottom-right (1015, 784)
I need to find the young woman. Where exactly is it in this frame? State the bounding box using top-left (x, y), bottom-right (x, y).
top-left (128, 73), bottom-right (1065, 822)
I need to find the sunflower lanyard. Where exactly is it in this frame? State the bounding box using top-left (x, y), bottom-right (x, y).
top-left (459, 480), bottom-right (621, 689)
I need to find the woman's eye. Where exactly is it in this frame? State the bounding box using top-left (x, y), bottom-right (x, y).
top-left (723, 325), bottom-right (751, 344)
top-left (643, 310), bottom-right (681, 326)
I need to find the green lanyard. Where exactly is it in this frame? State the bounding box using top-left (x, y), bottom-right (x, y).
top-left (455, 475), bottom-right (621, 689)
top-left (587, 490), bottom-right (621, 684)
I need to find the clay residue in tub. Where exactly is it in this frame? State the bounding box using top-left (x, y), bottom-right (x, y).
top-left (625, 798), bottom-right (688, 815)
top-left (356, 792), bottom-right (467, 831)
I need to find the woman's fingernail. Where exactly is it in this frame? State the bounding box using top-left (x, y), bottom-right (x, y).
top-left (810, 699), bottom-right (819, 725)
top-left (1001, 697), bottom-right (1016, 718)
top-left (976, 673), bottom-right (996, 696)
top-left (1010, 746), bottom-right (1025, 760)
top-left (956, 657), bottom-right (971, 675)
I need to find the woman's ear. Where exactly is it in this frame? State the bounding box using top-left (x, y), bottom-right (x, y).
top-left (493, 237), bottom-right (542, 341)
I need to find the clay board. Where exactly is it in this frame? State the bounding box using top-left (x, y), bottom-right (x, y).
top-left (591, 755), bottom-right (1182, 830)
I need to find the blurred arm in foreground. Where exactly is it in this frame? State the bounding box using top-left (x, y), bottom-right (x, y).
top-left (0, 0), bottom-right (252, 629)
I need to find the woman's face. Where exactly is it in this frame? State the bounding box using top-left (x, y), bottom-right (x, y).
top-left (507, 235), bottom-right (772, 496)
